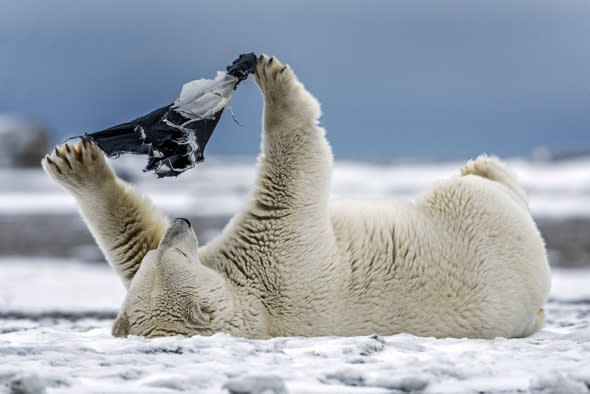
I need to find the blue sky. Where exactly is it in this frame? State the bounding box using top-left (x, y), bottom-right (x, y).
top-left (1, 0), bottom-right (589, 160)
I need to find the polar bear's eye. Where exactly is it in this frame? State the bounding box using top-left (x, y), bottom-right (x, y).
top-left (174, 247), bottom-right (188, 258)
top-left (187, 304), bottom-right (210, 325)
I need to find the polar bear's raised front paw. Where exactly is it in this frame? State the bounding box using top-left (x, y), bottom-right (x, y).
top-left (255, 55), bottom-right (298, 101)
top-left (255, 54), bottom-right (320, 121)
top-left (42, 138), bottom-right (115, 193)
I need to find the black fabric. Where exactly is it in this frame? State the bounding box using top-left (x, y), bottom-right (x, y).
top-left (83, 52), bottom-right (257, 178)
top-left (226, 52), bottom-right (257, 81)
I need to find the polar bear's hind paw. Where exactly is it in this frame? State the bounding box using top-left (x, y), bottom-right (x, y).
top-left (461, 154), bottom-right (528, 208)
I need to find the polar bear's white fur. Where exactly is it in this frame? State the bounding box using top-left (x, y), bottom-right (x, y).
top-left (42, 55), bottom-right (550, 339)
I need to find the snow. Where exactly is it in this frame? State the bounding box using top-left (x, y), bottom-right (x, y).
top-left (1, 156), bottom-right (590, 393)
top-left (0, 258), bottom-right (124, 313)
top-left (1, 156), bottom-right (590, 217)
top-left (548, 270), bottom-right (590, 302)
top-left (3, 315), bottom-right (590, 394)
top-left (1, 258), bottom-right (589, 393)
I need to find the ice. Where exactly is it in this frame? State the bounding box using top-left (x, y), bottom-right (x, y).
top-left (0, 258), bottom-right (589, 393)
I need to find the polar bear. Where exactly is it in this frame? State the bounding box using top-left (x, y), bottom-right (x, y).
top-left (42, 55), bottom-right (550, 339)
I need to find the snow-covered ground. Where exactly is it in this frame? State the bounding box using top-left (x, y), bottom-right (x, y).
top-left (1, 156), bottom-right (590, 218)
top-left (1, 258), bottom-right (589, 393)
top-left (1, 157), bottom-right (589, 393)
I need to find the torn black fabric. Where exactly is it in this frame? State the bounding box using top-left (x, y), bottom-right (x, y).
top-left (83, 52), bottom-right (257, 178)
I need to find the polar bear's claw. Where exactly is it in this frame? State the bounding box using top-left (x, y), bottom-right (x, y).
top-left (42, 138), bottom-right (115, 192)
top-left (44, 156), bottom-right (62, 175)
top-left (53, 146), bottom-right (72, 169)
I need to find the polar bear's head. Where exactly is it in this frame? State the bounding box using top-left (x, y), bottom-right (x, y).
top-left (112, 218), bottom-right (232, 337)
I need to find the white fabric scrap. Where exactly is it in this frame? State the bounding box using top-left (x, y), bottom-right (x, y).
top-left (172, 71), bottom-right (239, 121)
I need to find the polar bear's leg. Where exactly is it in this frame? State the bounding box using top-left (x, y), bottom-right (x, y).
top-left (42, 139), bottom-right (169, 287)
top-left (461, 154), bottom-right (528, 209)
top-left (252, 55), bottom-right (332, 214)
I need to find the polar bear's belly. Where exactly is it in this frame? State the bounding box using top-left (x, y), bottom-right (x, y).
top-left (330, 199), bottom-right (548, 339)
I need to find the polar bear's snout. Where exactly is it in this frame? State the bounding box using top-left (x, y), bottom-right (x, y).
top-left (177, 217), bottom-right (191, 227)
top-left (112, 217), bottom-right (222, 337)
top-left (164, 217), bottom-right (192, 237)
top-left (158, 218), bottom-right (199, 256)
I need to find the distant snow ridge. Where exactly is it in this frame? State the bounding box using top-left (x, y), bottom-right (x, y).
top-left (0, 115), bottom-right (50, 168)
top-left (2, 155), bottom-right (590, 218)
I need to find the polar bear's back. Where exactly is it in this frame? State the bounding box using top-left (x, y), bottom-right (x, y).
top-left (329, 172), bottom-right (549, 338)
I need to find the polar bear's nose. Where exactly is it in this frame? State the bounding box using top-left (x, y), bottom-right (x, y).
top-left (176, 217), bottom-right (192, 228)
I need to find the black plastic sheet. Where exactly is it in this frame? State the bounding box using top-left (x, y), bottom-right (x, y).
top-left (83, 53), bottom-right (257, 177)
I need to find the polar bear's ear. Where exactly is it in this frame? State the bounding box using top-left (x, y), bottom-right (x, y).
top-left (112, 312), bottom-right (130, 337)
